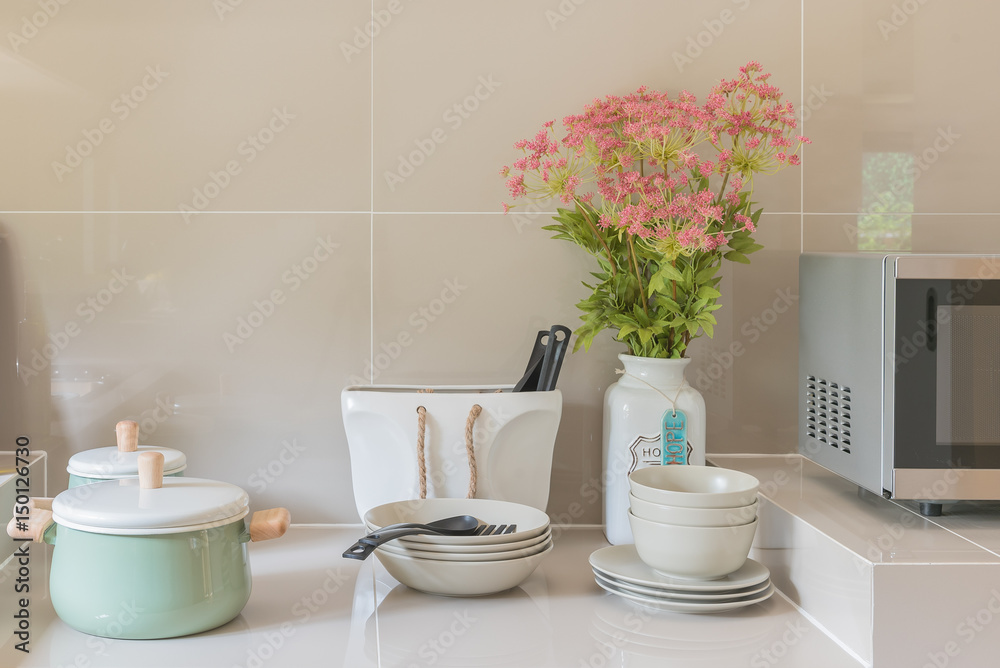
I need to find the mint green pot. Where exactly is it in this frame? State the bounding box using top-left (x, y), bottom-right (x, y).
top-left (43, 518), bottom-right (253, 639)
top-left (67, 470), bottom-right (184, 488)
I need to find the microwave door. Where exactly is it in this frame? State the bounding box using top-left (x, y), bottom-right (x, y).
top-left (894, 279), bottom-right (1000, 472)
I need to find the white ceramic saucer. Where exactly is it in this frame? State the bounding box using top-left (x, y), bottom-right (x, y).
top-left (595, 576), bottom-right (775, 613)
top-left (594, 571), bottom-right (771, 601)
top-left (589, 544), bottom-right (770, 592)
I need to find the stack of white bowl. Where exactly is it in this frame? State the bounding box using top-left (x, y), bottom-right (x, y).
top-left (363, 498), bottom-right (553, 596)
top-left (627, 465), bottom-right (760, 580)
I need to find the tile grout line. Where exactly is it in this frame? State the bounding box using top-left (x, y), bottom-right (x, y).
top-left (369, 0), bottom-right (376, 386)
top-left (2, 211), bottom-right (997, 216)
top-left (800, 0), bottom-right (805, 254)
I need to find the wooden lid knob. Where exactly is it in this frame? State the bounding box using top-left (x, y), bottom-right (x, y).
top-left (138, 451), bottom-right (164, 489)
top-left (116, 420), bottom-right (139, 453)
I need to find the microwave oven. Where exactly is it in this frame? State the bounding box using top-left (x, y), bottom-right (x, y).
top-left (799, 252), bottom-right (1000, 516)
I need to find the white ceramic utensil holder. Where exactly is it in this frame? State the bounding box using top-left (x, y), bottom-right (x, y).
top-left (342, 385), bottom-right (562, 519)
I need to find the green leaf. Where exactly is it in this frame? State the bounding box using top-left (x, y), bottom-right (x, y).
top-left (616, 323), bottom-right (638, 339)
top-left (724, 250), bottom-right (751, 264)
top-left (696, 285), bottom-right (722, 300)
top-left (657, 263), bottom-right (684, 283)
top-left (652, 296), bottom-right (681, 313)
top-left (647, 271), bottom-right (666, 294)
top-left (695, 264), bottom-right (720, 284)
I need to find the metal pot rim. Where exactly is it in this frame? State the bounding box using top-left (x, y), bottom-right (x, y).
top-left (51, 507), bottom-right (249, 536)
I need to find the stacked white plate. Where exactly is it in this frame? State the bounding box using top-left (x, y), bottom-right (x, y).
top-left (363, 498), bottom-right (553, 596)
top-left (589, 545), bottom-right (774, 613)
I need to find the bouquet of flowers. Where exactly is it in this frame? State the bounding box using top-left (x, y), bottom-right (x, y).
top-left (501, 62), bottom-right (808, 358)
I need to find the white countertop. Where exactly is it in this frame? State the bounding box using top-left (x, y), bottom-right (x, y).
top-left (0, 526), bottom-right (862, 667)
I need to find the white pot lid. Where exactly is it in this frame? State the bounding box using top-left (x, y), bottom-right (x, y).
top-left (67, 446), bottom-right (187, 478)
top-left (52, 477), bottom-right (249, 535)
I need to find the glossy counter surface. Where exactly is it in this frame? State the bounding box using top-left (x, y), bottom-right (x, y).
top-left (0, 526), bottom-right (861, 667)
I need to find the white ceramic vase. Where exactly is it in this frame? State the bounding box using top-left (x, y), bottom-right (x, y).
top-left (602, 354), bottom-right (706, 545)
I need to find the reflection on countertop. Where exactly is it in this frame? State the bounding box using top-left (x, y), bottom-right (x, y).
top-left (0, 527), bottom-right (862, 667)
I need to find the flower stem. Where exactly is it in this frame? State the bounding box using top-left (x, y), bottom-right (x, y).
top-left (714, 172), bottom-right (731, 208)
top-left (628, 235), bottom-right (649, 318)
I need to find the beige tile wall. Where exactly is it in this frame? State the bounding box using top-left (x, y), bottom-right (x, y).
top-left (0, 0), bottom-right (992, 523)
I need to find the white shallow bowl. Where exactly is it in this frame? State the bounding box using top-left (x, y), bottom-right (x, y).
top-left (364, 523), bottom-right (551, 554)
top-left (375, 542), bottom-right (554, 596)
top-left (628, 493), bottom-right (757, 527)
top-left (629, 466), bottom-right (759, 509)
top-left (628, 511), bottom-right (758, 580)
top-left (376, 528), bottom-right (551, 560)
top-left (365, 522), bottom-right (552, 554)
top-left (378, 536), bottom-right (552, 562)
top-left (364, 498), bottom-right (550, 546)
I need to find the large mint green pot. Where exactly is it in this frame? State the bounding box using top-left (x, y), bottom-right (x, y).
top-left (68, 470), bottom-right (184, 488)
top-left (43, 519), bottom-right (252, 639)
top-left (16, 451), bottom-right (291, 640)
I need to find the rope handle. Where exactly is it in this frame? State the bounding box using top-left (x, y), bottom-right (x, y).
top-left (415, 403), bottom-right (482, 499)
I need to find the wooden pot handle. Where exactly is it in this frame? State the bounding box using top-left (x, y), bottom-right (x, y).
top-left (7, 509), bottom-right (53, 543)
top-left (28, 497), bottom-right (53, 511)
top-left (10, 497), bottom-right (53, 521)
top-left (116, 420), bottom-right (139, 453)
top-left (138, 451), bottom-right (164, 489)
top-left (249, 508), bottom-right (291, 542)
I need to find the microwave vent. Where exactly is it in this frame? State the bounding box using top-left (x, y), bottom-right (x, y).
top-left (805, 375), bottom-right (853, 453)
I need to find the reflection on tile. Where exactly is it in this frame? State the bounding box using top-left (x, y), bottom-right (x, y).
top-left (366, 527), bottom-right (864, 668)
top-left (804, 214), bottom-right (1000, 253)
top-left (371, 213), bottom-right (620, 522)
top-left (897, 499), bottom-right (1000, 559)
top-left (803, 213), bottom-right (880, 252)
top-left (0, 528), bottom-right (374, 667)
top-left (910, 216), bottom-right (1000, 254)
top-left (0, 0), bottom-right (371, 212)
top-left (373, 0), bottom-right (801, 213)
top-left (1, 525), bottom-right (868, 667)
top-left (873, 564), bottom-right (1000, 668)
top-left (589, 591), bottom-right (861, 668)
top-left (689, 214), bottom-right (801, 455)
top-left (370, 575), bottom-right (555, 666)
top-left (0, 213), bottom-right (370, 523)
top-left (805, 0), bottom-right (1000, 214)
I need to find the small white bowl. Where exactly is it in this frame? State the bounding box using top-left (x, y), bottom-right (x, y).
top-left (374, 542), bottom-right (554, 596)
top-left (629, 466), bottom-right (759, 509)
top-left (628, 510), bottom-right (757, 580)
top-left (377, 536), bottom-right (552, 562)
top-left (628, 493), bottom-right (757, 527)
top-left (365, 498), bottom-right (549, 546)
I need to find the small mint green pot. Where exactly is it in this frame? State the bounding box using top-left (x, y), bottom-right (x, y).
top-left (43, 519), bottom-right (253, 639)
top-left (68, 470), bottom-right (184, 488)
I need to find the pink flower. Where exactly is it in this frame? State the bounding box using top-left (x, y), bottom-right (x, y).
top-left (498, 60), bottom-right (810, 276)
